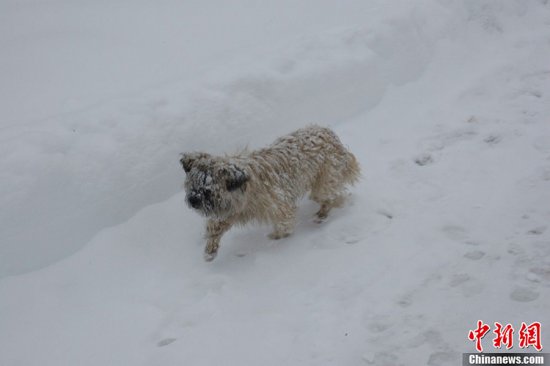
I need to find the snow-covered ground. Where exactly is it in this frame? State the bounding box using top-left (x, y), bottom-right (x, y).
top-left (1, 1), bottom-right (549, 365)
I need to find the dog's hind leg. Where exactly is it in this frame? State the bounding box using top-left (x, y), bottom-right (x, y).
top-left (313, 196), bottom-right (346, 223)
top-left (310, 151), bottom-right (359, 222)
top-left (268, 205), bottom-right (296, 240)
top-left (310, 174), bottom-right (346, 222)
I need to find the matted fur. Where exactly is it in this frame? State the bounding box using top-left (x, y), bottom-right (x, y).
top-left (180, 125), bottom-right (360, 261)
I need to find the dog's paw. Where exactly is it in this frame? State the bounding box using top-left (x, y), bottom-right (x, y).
top-left (314, 208), bottom-right (329, 223)
top-left (268, 232), bottom-right (291, 240)
top-left (313, 211), bottom-right (329, 224)
top-left (313, 216), bottom-right (327, 224)
top-left (203, 251), bottom-right (217, 262)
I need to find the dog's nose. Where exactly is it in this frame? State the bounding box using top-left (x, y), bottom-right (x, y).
top-left (188, 195), bottom-right (201, 209)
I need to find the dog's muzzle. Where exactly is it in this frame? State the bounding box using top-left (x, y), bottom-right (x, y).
top-left (187, 194), bottom-right (201, 209)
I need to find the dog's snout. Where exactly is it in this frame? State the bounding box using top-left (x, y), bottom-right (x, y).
top-left (187, 194), bottom-right (201, 208)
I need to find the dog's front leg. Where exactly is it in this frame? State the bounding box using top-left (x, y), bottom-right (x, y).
top-left (204, 219), bottom-right (233, 261)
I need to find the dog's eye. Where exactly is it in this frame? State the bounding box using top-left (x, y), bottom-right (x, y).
top-left (203, 190), bottom-right (211, 199)
top-left (226, 178), bottom-right (246, 192)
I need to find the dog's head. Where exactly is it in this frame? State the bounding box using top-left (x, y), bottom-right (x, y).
top-left (180, 152), bottom-right (249, 219)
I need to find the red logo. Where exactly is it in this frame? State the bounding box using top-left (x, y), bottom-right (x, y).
top-left (469, 320), bottom-right (491, 352)
top-left (493, 322), bottom-right (514, 350)
top-left (519, 322), bottom-right (542, 351)
top-left (468, 321), bottom-right (543, 352)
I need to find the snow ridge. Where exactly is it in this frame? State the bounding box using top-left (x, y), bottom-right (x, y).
top-left (1, 1), bottom-right (549, 365)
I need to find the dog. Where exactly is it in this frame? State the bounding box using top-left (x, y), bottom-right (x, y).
top-left (180, 125), bottom-right (360, 261)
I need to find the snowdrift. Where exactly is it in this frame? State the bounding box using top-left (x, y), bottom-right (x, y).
top-left (1, 1), bottom-right (549, 365)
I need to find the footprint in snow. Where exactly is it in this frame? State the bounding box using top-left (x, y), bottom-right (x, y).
top-left (428, 351), bottom-right (459, 366)
top-left (507, 244), bottom-right (525, 256)
top-left (362, 351), bottom-right (399, 365)
top-left (527, 226), bottom-right (546, 235)
top-left (366, 320), bottom-right (392, 333)
top-left (396, 295), bottom-right (413, 308)
top-left (343, 235), bottom-right (362, 245)
top-left (449, 273), bottom-right (470, 287)
top-left (420, 126), bottom-right (478, 151)
top-left (533, 136), bottom-right (550, 153)
top-left (464, 250), bottom-right (485, 260)
top-left (442, 225), bottom-right (469, 242)
top-left (157, 338), bottom-right (177, 347)
top-left (376, 209), bottom-right (394, 220)
top-left (330, 211), bottom-right (392, 246)
top-left (510, 287), bottom-right (539, 302)
top-left (483, 134), bottom-right (502, 145)
top-left (314, 227), bottom-right (363, 248)
top-left (526, 271), bottom-right (541, 283)
top-left (527, 266), bottom-right (550, 285)
top-left (414, 153), bottom-right (434, 166)
top-left (448, 273), bottom-right (485, 297)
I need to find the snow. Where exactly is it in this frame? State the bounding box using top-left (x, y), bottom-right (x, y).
top-left (1, 0), bottom-right (550, 365)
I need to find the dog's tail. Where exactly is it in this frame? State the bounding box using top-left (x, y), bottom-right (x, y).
top-left (343, 151), bottom-right (361, 185)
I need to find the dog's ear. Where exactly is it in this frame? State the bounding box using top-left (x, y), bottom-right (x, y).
top-left (180, 152), bottom-right (210, 173)
top-left (223, 165), bottom-right (249, 192)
